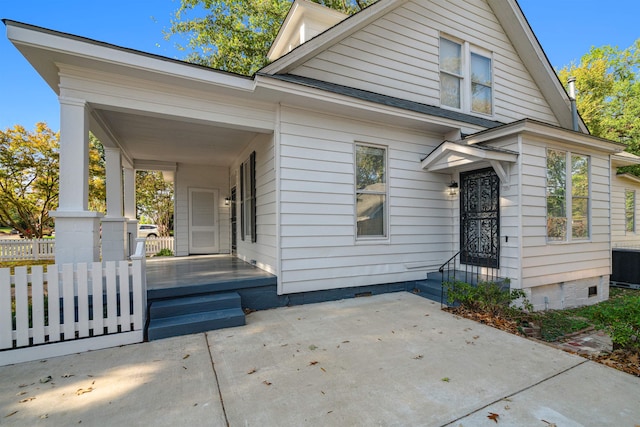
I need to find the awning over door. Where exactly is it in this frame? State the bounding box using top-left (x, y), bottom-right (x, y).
top-left (421, 141), bottom-right (518, 184)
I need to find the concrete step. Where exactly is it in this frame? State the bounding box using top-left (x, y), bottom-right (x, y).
top-left (148, 307), bottom-right (246, 341)
top-left (150, 292), bottom-right (241, 319)
top-left (413, 279), bottom-right (447, 304)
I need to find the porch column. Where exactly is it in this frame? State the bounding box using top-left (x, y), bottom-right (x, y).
top-left (123, 165), bottom-right (138, 256)
top-left (51, 96), bottom-right (102, 264)
top-left (101, 147), bottom-right (127, 261)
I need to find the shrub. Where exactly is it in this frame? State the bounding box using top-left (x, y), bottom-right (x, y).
top-left (155, 248), bottom-right (174, 257)
top-left (444, 279), bottom-right (531, 316)
top-left (576, 290), bottom-right (640, 351)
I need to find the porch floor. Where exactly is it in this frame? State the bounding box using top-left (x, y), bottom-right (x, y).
top-left (146, 255), bottom-right (277, 300)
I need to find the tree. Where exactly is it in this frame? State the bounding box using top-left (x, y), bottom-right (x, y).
top-left (167, 0), bottom-right (375, 75)
top-left (88, 134), bottom-right (106, 213)
top-left (136, 171), bottom-right (174, 236)
top-left (558, 40), bottom-right (640, 171)
top-left (0, 123), bottom-right (58, 238)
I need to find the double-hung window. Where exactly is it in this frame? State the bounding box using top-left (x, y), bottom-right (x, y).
top-left (546, 149), bottom-right (590, 241)
top-left (439, 36), bottom-right (493, 115)
top-left (356, 144), bottom-right (387, 239)
top-left (626, 189), bottom-right (636, 233)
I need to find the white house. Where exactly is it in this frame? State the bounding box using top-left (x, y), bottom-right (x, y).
top-left (5, 0), bottom-right (640, 313)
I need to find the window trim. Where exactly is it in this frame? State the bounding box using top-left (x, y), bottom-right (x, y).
top-left (355, 142), bottom-right (388, 241)
top-left (625, 189), bottom-right (636, 234)
top-left (439, 35), bottom-right (494, 117)
top-left (545, 148), bottom-right (591, 243)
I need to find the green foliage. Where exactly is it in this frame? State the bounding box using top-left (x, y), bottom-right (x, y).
top-left (136, 171), bottom-right (174, 237)
top-left (167, 0), bottom-right (375, 75)
top-left (155, 248), bottom-right (174, 257)
top-left (558, 40), bottom-right (640, 174)
top-left (0, 123), bottom-right (59, 238)
top-left (444, 279), bottom-right (531, 316)
top-left (534, 311), bottom-right (590, 342)
top-left (571, 289), bottom-right (640, 351)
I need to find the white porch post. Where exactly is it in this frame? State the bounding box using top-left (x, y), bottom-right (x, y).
top-left (52, 97), bottom-right (102, 264)
top-left (101, 147), bottom-right (127, 261)
top-left (123, 165), bottom-right (138, 256)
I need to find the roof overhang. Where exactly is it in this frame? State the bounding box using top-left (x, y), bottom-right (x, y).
top-left (612, 151), bottom-right (640, 167)
top-left (465, 119), bottom-right (624, 154)
top-left (617, 172), bottom-right (640, 185)
top-left (421, 141), bottom-right (518, 184)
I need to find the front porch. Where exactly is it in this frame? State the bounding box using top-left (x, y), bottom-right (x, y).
top-left (146, 255), bottom-right (277, 301)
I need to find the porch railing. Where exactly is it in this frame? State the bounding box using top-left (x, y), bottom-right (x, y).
top-left (438, 237), bottom-right (500, 307)
top-left (0, 238), bottom-right (55, 261)
top-left (0, 237), bottom-right (174, 261)
top-left (0, 241), bottom-right (147, 366)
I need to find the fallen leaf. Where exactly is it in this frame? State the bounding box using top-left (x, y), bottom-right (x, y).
top-left (473, 336), bottom-right (480, 340)
top-left (16, 391), bottom-right (27, 396)
top-left (183, 354), bottom-right (190, 360)
top-left (39, 376), bottom-right (52, 384)
top-left (320, 367), bottom-right (326, 372)
top-left (61, 373), bottom-right (74, 378)
top-left (76, 387), bottom-right (94, 395)
top-left (247, 368), bottom-right (257, 375)
top-left (504, 405), bottom-right (510, 410)
top-left (487, 412), bottom-right (499, 423)
top-left (18, 384), bottom-right (28, 388)
top-left (413, 355), bottom-right (424, 360)
top-left (19, 397), bottom-right (35, 403)
top-left (40, 414), bottom-right (49, 419)
top-left (342, 340), bottom-right (350, 344)
top-left (4, 411), bottom-right (18, 418)
top-left (441, 377), bottom-right (450, 382)
top-left (309, 361), bottom-right (319, 366)
top-left (309, 345), bottom-right (318, 351)
top-left (263, 380), bottom-right (272, 386)
top-left (541, 421), bottom-right (557, 427)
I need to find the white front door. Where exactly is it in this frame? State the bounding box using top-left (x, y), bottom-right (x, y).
top-left (188, 188), bottom-right (219, 254)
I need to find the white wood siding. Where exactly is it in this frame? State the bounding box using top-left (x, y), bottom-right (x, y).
top-left (519, 137), bottom-right (612, 288)
top-left (175, 165), bottom-right (230, 256)
top-left (611, 173), bottom-right (640, 247)
top-left (290, 0), bottom-right (559, 126)
top-left (279, 106), bottom-right (454, 294)
top-left (232, 134), bottom-right (278, 274)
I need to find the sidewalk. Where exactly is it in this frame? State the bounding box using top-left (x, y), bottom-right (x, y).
top-left (1, 292), bottom-right (639, 426)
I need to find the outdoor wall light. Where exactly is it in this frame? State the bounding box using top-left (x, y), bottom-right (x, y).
top-left (448, 181), bottom-right (459, 196)
top-left (224, 197), bottom-right (231, 206)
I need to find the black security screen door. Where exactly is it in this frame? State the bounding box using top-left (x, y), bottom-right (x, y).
top-left (460, 168), bottom-right (500, 268)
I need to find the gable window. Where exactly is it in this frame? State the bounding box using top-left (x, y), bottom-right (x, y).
top-left (240, 151), bottom-right (256, 242)
top-left (546, 149), bottom-right (590, 241)
top-left (626, 189), bottom-right (636, 233)
top-left (356, 144), bottom-right (387, 238)
top-left (439, 36), bottom-right (493, 115)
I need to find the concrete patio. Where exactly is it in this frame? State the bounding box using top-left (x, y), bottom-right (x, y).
top-left (1, 292), bottom-right (638, 426)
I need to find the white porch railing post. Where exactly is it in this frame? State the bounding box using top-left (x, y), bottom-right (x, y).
top-left (131, 238), bottom-right (147, 331)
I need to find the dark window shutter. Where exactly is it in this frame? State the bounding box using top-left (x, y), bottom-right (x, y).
top-left (240, 162), bottom-right (245, 241)
top-left (250, 151), bottom-right (257, 243)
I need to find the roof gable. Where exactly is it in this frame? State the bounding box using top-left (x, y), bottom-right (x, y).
top-left (262, 0), bottom-right (586, 133)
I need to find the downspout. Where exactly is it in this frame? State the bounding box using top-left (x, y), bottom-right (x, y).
top-left (568, 77), bottom-right (579, 132)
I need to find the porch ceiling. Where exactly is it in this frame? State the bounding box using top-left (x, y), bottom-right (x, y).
top-left (94, 109), bottom-right (260, 167)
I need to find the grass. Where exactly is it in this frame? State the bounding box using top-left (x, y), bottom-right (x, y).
top-left (0, 259), bottom-right (55, 274)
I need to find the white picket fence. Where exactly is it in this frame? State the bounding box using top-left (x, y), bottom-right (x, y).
top-left (0, 238), bottom-right (55, 261)
top-left (144, 236), bottom-right (175, 255)
top-left (0, 237), bottom-right (174, 261)
top-left (0, 242), bottom-right (147, 366)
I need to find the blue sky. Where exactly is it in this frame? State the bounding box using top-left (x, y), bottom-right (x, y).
top-left (1, 0), bottom-right (638, 132)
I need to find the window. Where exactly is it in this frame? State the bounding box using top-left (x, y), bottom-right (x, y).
top-left (439, 36), bottom-right (493, 115)
top-left (356, 144), bottom-right (386, 238)
top-left (240, 151), bottom-right (256, 242)
top-left (546, 149), bottom-right (590, 241)
top-left (626, 189), bottom-right (636, 233)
